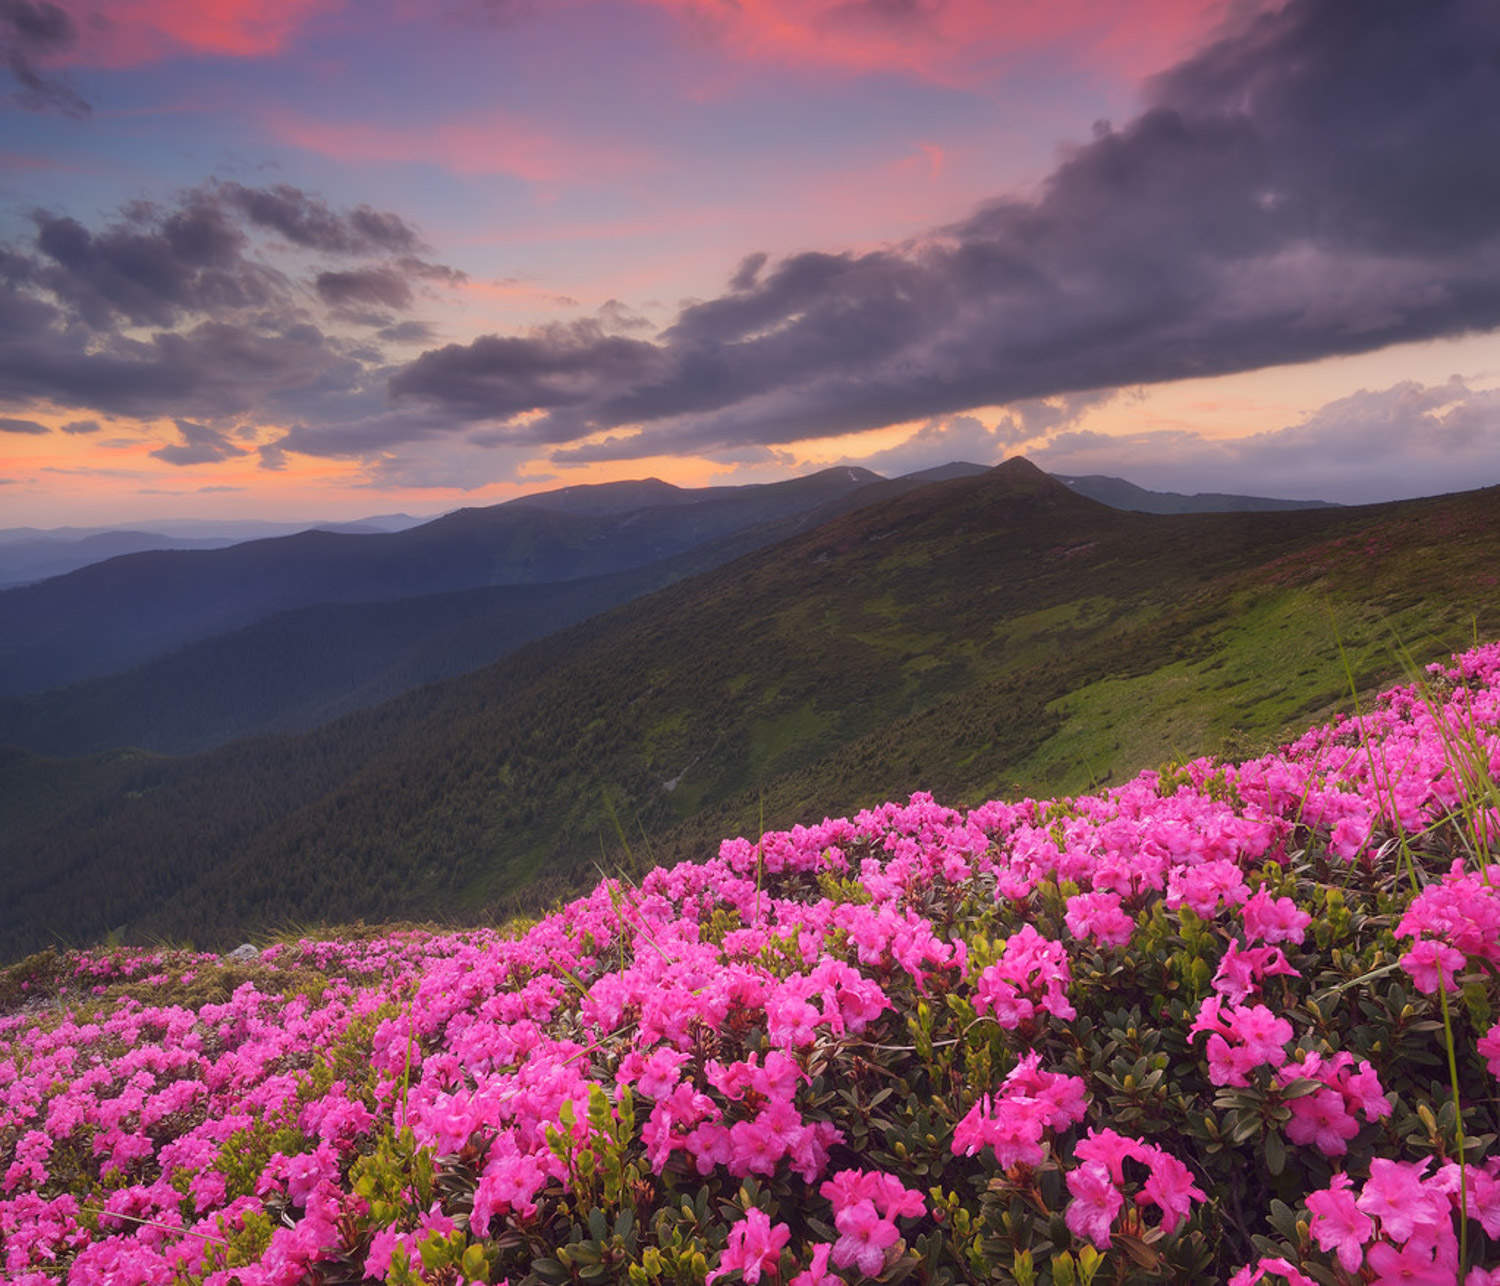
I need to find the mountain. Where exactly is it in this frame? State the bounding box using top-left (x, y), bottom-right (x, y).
top-left (0, 514), bottom-right (433, 587)
top-left (0, 531), bottom-right (241, 588)
top-left (0, 468), bottom-right (938, 756)
top-left (0, 467), bottom-right (881, 699)
top-left (3, 458), bottom-right (1496, 959)
top-left (1056, 473), bottom-right (1337, 513)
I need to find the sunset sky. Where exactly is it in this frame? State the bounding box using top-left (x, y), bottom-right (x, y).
top-left (2, 0), bottom-right (1498, 526)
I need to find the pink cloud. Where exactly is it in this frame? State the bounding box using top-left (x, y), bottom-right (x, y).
top-left (265, 108), bottom-right (657, 186)
top-left (639, 0), bottom-right (1255, 84)
top-left (63, 0), bottom-right (338, 66)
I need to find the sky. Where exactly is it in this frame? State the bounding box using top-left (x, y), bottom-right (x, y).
top-left (1, 0), bottom-right (1498, 526)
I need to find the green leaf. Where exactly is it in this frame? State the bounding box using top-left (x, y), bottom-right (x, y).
top-left (1265, 1128), bottom-right (1286, 1177)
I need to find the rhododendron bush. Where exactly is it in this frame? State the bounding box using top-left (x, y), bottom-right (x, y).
top-left (5, 644), bottom-right (1500, 1284)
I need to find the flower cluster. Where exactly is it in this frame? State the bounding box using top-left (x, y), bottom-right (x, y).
top-left (3, 642), bottom-right (1500, 1283)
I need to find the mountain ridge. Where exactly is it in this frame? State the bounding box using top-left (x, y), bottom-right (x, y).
top-left (4, 458), bottom-right (1496, 958)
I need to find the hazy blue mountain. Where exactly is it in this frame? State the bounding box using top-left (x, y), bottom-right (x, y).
top-left (1056, 474), bottom-right (1337, 513)
top-left (0, 468), bottom-right (883, 700)
top-left (0, 467), bottom-right (943, 755)
top-left (0, 532), bottom-right (240, 588)
top-left (0, 514), bottom-right (432, 587)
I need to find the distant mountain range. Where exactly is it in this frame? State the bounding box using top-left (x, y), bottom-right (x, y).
top-left (1054, 474), bottom-right (1337, 514)
top-left (0, 471), bottom-right (1330, 588)
top-left (0, 465), bottom-right (1351, 762)
top-left (1, 458), bottom-right (1493, 959)
top-left (0, 468), bottom-right (883, 699)
top-left (0, 513), bottom-right (427, 588)
top-left (0, 467), bottom-right (1338, 757)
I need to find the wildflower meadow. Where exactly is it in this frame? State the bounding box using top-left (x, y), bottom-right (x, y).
top-left (4, 644), bottom-right (1500, 1284)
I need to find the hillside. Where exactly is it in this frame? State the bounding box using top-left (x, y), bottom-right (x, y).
top-left (1, 460), bottom-right (1497, 957)
top-left (0, 467), bottom-right (879, 698)
top-left (3, 642), bottom-right (1499, 1282)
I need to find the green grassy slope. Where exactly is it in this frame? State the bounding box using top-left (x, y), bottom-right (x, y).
top-left (1, 460), bottom-right (1495, 958)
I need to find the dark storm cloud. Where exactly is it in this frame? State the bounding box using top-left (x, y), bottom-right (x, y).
top-left (1, 0), bottom-right (89, 118)
top-left (149, 418), bottom-right (249, 466)
top-left (385, 0), bottom-right (1500, 462)
top-left (0, 414), bottom-right (47, 433)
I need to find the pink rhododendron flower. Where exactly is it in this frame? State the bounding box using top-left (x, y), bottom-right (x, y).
top-left (1241, 887), bottom-right (1312, 945)
top-left (1399, 938), bottom-right (1466, 994)
top-left (1305, 1174), bottom-right (1372, 1271)
top-left (1228, 1256), bottom-right (1316, 1286)
top-left (1065, 1159), bottom-right (1123, 1247)
top-left (1479, 1020), bottom-right (1500, 1080)
top-left (1364, 1238), bottom-right (1453, 1285)
top-left (1356, 1158), bottom-right (1450, 1246)
top-left (708, 1208), bottom-right (790, 1285)
top-left (789, 1243), bottom-right (840, 1286)
top-left (1284, 1087), bottom-right (1360, 1157)
top-left (831, 1199), bottom-right (900, 1276)
top-left (1064, 891), bottom-right (1136, 947)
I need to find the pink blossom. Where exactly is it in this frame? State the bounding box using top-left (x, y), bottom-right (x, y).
top-left (1065, 1159), bottom-right (1123, 1248)
top-left (1284, 1088), bottom-right (1360, 1157)
top-left (1241, 887), bottom-right (1312, 945)
top-left (1305, 1175), bottom-right (1372, 1272)
top-left (1364, 1238), bottom-right (1452, 1285)
top-left (708, 1208), bottom-right (790, 1285)
top-left (830, 1199), bottom-right (899, 1277)
top-left (789, 1244), bottom-right (841, 1286)
top-left (1399, 938), bottom-right (1466, 994)
top-left (1228, 1256), bottom-right (1316, 1286)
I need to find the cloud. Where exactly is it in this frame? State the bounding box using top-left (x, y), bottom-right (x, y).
top-left (832, 391), bottom-right (1114, 477)
top-left (1, 0), bottom-right (89, 117)
top-left (380, 0), bottom-right (1500, 466)
top-left (27, 197), bottom-right (277, 330)
top-left (0, 414), bottom-right (48, 433)
top-left (377, 319), bottom-right (437, 345)
top-left (634, 0), bottom-right (1232, 82)
top-left (149, 418), bottom-right (250, 466)
top-left (0, 181), bottom-right (464, 435)
top-left (60, 417), bottom-right (100, 434)
top-left (65, 0), bottom-right (334, 65)
top-left (729, 252), bottom-right (768, 292)
top-left (596, 298), bottom-right (652, 333)
top-left (0, 311), bottom-right (366, 421)
top-left (395, 319), bottom-right (669, 424)
top-left (218, 183), bottom-right (424, 257)
top-left (316, 266), bottom-right (414, 311)
top-left (1030, 377), bottom-right (1500, 504)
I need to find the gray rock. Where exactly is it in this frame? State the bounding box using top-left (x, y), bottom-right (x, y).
top-left (225, 943), bottom-right (259, 963)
